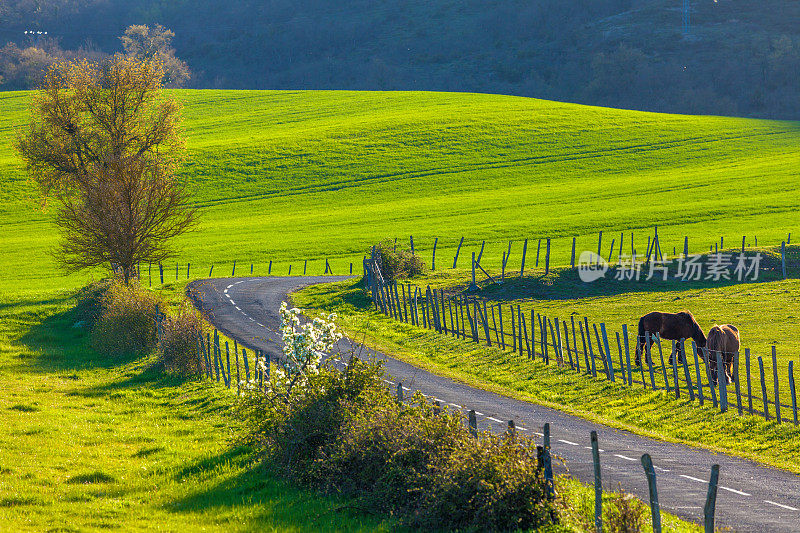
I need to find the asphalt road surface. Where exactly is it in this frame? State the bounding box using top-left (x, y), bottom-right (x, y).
top-left (189, 276), bottom-right (800, 532)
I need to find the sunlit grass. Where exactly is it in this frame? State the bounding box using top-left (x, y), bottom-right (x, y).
top-left (2, 90), bottom-right (800, 297)
top-left (293, 279), bottom-right (800, 474)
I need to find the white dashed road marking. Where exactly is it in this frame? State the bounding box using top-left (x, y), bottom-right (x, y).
top-left (559, 439), bottom-right (579, 446)
top-left (614, 454), bottom-right (636, 462)
top-left (764, 500), bottom-right (799, 511)
top-left (719, 486), bottom-right (751, 497)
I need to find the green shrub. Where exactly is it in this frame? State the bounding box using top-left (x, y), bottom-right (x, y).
top-left (90, 281), bottom-right (160, 357)
top-left (373, 239), bottom-right (427, 280)
top-left (236, 357), bottom-right (555, 531)
top-left (74, 280), bottom-right (113, 329)
top-left (605, 486), bottom-right (646, 533)
top-left (158, 304), bottom-right (207, 377)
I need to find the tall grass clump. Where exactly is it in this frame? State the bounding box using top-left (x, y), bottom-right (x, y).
top-left (373, 239), bottom-right (427, 280)
top-left (235, 303), bottom-right (556, 531)
top-left (157, 303), bottom-right (207, 377)
top-left (90, 279), bottom-right (160, 357)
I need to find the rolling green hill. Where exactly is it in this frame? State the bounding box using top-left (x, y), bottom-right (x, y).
top-left (2, 89), bottom-right (799, 298)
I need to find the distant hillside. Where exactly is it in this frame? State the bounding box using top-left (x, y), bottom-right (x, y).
top-left (1, 1), bottom-right (799, 118)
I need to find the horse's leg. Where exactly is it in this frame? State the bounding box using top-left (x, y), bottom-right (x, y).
top-left (635, 338), bottom-right (643, 366)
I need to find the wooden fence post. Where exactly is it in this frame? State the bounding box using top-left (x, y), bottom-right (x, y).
top-left (545, 238), bottom-right (551, 275)
top-left (746, 348), bottom-right (753, 414)
top-left (704, 348), bottom-right (718, 408)
top-left (600, 323), bottom-right (614, 382)
top-left (759, 356), bottom-right (769, 420)
top-left (591, 430), bottom-right (602, 533)
top-left (225, 341), bottom-right (232, 388)
top-left (397, 382), bottom-right (404, 402)
top-left (641, 454), bottom-right (662, 533)
top-left (234, 340), bottom-right (241, 393)
top-left (681, 339), bottom-right (695, 401)
top-left (646, 333), bottom-right (656, 389)
top-left (242, 347), bottom-right (250, 382)
top-left (684, 236), bottom-right (689, 257)
top-left (623, 324), bottom-right (632, 386)
top-left (268, 260), bottom-right (272, 275)
top-left (498, 305), bottom-right (505, 349)
top-left (410, 235), bottom-right (415, 255)
top-left (570, 237), bottom-right (576, 268)
top-left (303, 259), bottom-right (307, 275)
top-left (468, 409), bottom-right (477, 437)
top-left (571, 316), bottom-right (580, 372)
top-left (580, 320), bottom-right (590, 374)
top-left (790, 361), bottom-right (798, 425)
top-left (619, 232), bottom-right (624, 262)
top-left (585, 318), bottom-right (597, 377)
top-left (520, 238), bottom-right (528, 276)
top-left (781, 241), bottom-right (787, 279)
top-left (543, 423), bottom-right (554, 499)
top-left (597, 231), bottom-right (603, 262)
top-left (692, 341), bottom-right (704, 405)
top-left (536, 239), bottom-right (542, 267)
top-left (717, 350), bottom-right (728, 413)
top-left (773, 346), bottom-right (782, 423)
top-left (477, 240), bottom-right (486, 264)
top-left (511, 305), bottom-right (517, 352)
top-left (616, 332), bottom-right (625, 384)
top-left (704, 464), bottom-right (720, 533)
top-left (432, 237), bottom-right (437, 270)
top-left (655, 336), bottom-right (669, 392)
top-left (453, 236), bottom-right (464, 268)
top-left (672, 341), bottom-right (680, 399)
top-left (733, 351), bottom-right (742, 415)
top-left (470, 252), bottom-right (477, 290)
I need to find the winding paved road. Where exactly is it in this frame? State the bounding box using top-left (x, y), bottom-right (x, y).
top-left (189, 276), bottom-right (800, 532)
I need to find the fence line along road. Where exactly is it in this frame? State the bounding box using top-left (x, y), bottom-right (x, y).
top-left (188, 276), bottom-right (800, 533)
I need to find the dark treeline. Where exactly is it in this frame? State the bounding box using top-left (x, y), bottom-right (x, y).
top-left (2, 0), bottom-right (800, 119)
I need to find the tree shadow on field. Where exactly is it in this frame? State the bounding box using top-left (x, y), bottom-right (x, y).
top-left (167, 445), bottom-right (392, 531)
top-left (466, 245), bottom-right (800, 303)
top-left (19, 298), bottom-right (144, 372)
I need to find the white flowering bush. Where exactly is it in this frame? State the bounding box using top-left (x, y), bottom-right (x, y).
top-left (243, 302), bottom-right (342, 400)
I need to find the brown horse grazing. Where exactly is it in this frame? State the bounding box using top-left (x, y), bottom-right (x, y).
top-left (706, 324), bottom-right (740, 385)
top-left (634, 311), bottom-right (706, 366)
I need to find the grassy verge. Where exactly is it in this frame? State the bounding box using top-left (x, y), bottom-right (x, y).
top-left (293, 279), bottom-right (800, 474)
top-left (556, 477), bottom-right (701, 533)
top-left (0, 290), bottom-right (397, 531)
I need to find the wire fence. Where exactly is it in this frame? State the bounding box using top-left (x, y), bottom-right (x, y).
top-left (364, 252), bottom-right (800, 426)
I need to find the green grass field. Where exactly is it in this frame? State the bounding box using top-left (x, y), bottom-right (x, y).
top-left (2, 89), bottom-right (799, 527)
top-left (2, 89), bottom-right (800, 297)
top-left (0, 290), bottom-right (397, 531)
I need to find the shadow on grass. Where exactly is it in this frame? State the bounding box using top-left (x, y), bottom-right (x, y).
top-left (463, 246), bottom-right (800, 302)
top-left (19, 297), bottom-right (145, 372)
top-left (168, 445), bottom-right (388, 531)
top-left (69, 361), bottom-right (200, 398)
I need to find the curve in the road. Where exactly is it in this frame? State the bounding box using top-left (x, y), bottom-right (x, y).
top-left (189, 276), bottom-right (800, 533)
